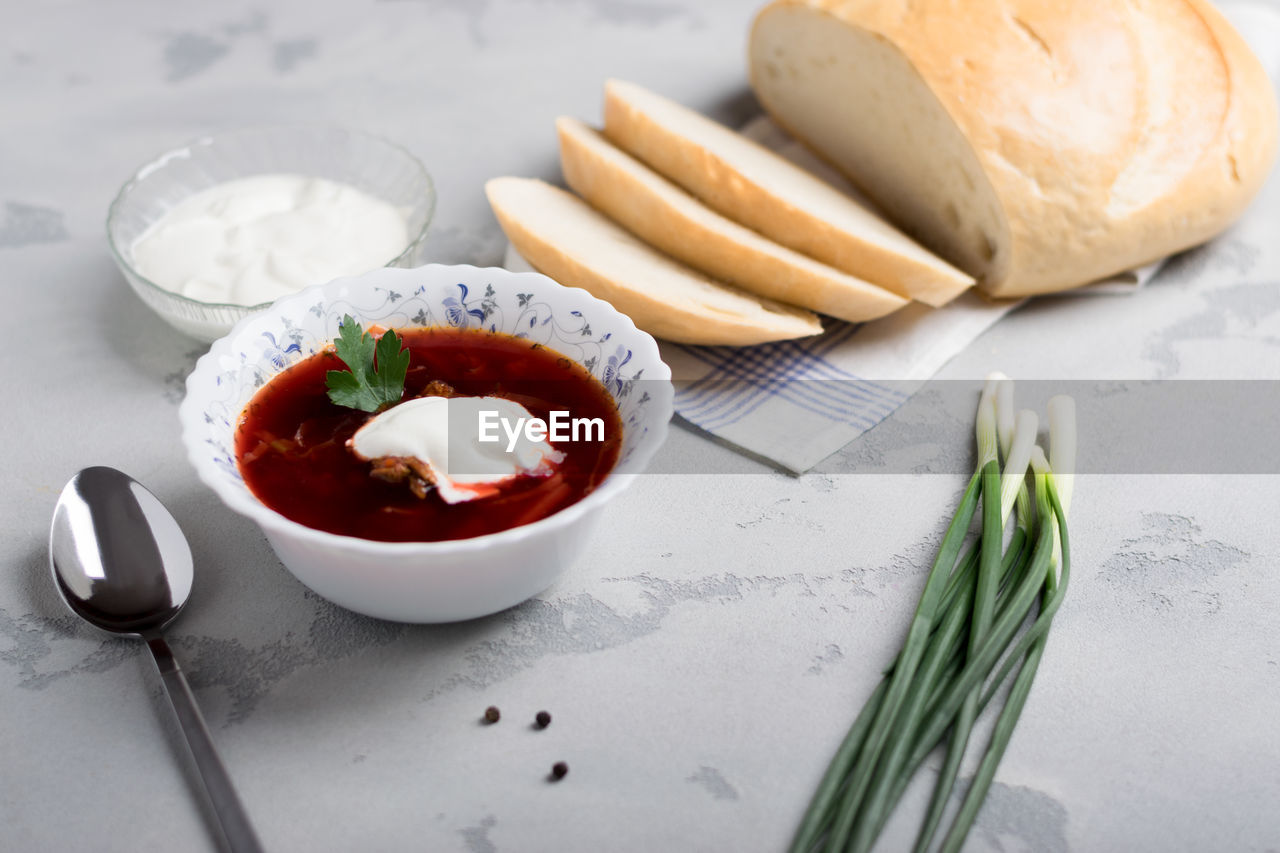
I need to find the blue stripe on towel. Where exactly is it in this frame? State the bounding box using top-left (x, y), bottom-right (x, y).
top-left (672, 329), bottom-right (910, 432)
top-left (731, 338), bottom-right (904, 412)
top-left (677, 346), bottom-right (855, 426)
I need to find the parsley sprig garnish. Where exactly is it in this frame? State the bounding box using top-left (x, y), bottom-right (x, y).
top-left (324, 315), bottom-right (410, 412)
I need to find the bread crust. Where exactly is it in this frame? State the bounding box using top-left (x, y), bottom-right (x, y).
top-left (751, 0), bottom-right (1280, 297)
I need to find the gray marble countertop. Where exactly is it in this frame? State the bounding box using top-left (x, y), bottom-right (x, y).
top-left (5, 2), bottom-right (1280, 851)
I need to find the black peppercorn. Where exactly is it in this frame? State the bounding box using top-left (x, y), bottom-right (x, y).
top-left (550, 761), bottom-right (569, 781)
top-left (483, 706), bottom-right (500, 724)
top-left (535, 710), bottom-right (552, 729)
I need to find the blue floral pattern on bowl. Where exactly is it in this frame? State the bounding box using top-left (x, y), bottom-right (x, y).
top-left (183, 265), bottom-right (673, 497)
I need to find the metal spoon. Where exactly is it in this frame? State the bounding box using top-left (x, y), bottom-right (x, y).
top-left (49, 466), bottom-right (264, 853)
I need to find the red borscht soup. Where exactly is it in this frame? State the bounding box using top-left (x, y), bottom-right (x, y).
top-left (235, 327), bottom-right (622, 542)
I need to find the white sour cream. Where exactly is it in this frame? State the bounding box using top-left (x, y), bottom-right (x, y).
top-left (349, 396), bottom-right (564, 505)
top-left (130, 174), bottom-right (409, 306)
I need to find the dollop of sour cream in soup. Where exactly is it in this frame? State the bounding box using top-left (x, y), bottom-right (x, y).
top-left (349, 396), bottom-right (565, 505)
top-left (130, 174), bottom-right (409, 306)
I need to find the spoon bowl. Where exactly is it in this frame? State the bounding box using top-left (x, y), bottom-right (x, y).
top-left (50, 466), bottom-right (192, 636)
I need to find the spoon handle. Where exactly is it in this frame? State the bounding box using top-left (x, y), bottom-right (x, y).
top-left (148, 637), bottom-right (265, 853)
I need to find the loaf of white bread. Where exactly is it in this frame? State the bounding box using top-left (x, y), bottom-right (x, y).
top-left (749, 0), bottom-right (1279, 297)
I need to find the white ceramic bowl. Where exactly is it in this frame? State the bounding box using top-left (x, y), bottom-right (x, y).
top-left (180, 264), bottom-right (673, 623)
top-left (108, 125), bottom-right (435, 343)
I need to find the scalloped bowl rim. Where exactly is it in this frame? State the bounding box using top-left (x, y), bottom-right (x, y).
top-left (179, 263), bottom-right (673, 557)
top-left (106, 123), bottom-right (436, 314)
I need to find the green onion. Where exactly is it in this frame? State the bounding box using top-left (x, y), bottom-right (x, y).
top-left (916, 401), bottom-right (1037, 852)
top-left (819, 471), bottom-right (981, 852)
top-left (867, 525), bottom-right (1032, 847)
top-left (789, 679), bottom-right (888, 851)
top-left (939, 471), bottom-right (1070, 853)
top-left (790, 378), bottom-right (1076, 853)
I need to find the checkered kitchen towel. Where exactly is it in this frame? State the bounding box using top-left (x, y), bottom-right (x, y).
top-left (658, 298), bottom-right (1013, 472)
top-left (509, 240), bottom-right (1156, 473)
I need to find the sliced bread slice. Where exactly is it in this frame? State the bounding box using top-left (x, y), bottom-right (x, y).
top-left (557, 116), bottom-right (907, 324)
top-left (485, 177), bottom-right (823, 346)
top-left (601, 78), bottom-right (974, 306)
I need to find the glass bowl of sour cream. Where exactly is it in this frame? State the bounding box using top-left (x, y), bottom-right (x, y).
top-left (107, 125), bottom-right (435, 342)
